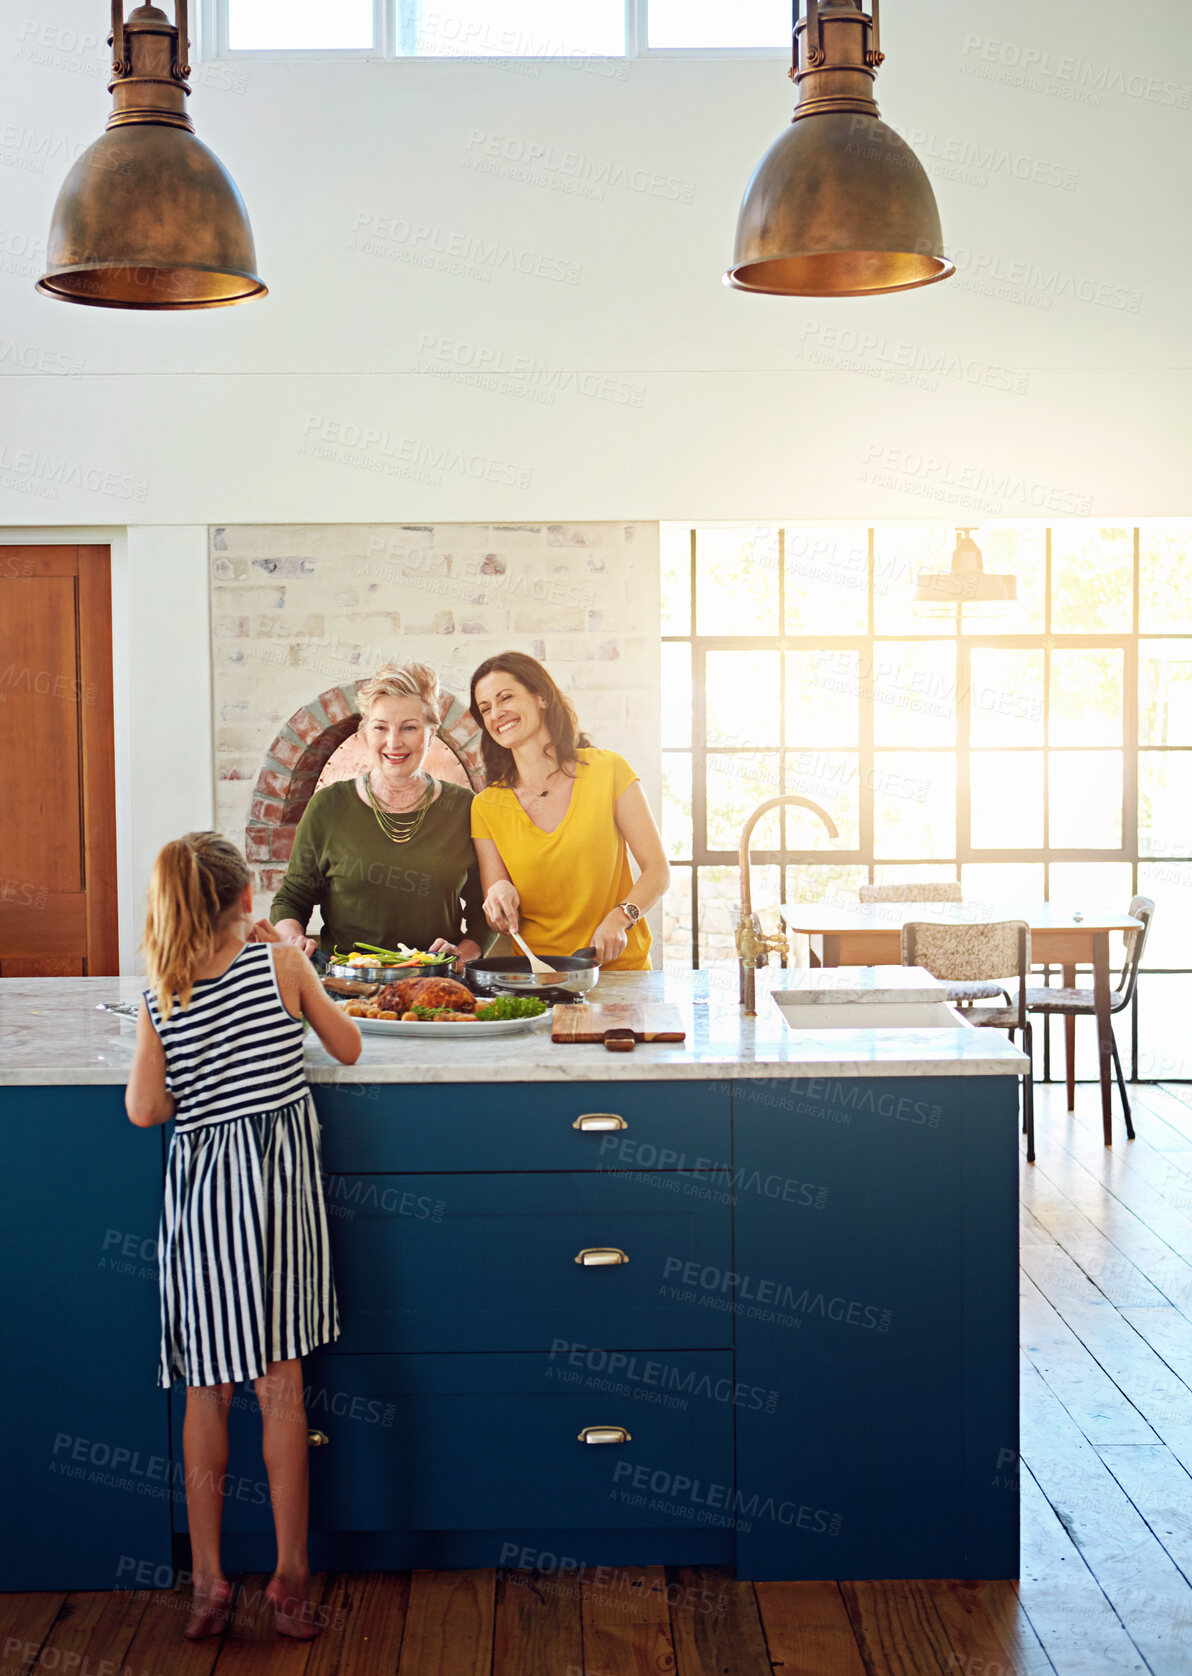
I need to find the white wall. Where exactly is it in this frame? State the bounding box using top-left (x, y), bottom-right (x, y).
top-left (117, 528), bottom-right (214, 972)
top-left (0, 0), bottom-right (1187, 523)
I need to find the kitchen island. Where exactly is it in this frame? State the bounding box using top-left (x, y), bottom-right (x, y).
top-left (0, 967), bottom-right (1026, 1589)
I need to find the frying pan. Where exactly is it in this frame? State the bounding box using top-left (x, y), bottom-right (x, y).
top-left (465, 947), bottom-right (601, 1001)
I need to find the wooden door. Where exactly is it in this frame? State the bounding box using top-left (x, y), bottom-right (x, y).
top-left (0, 546), bottom-right (118, 975)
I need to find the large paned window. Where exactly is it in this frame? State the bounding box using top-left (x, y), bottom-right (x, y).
top-left (215, 1), bottom-right (788, 55)
top-left (661, 522), bottom-right (1192, 1079)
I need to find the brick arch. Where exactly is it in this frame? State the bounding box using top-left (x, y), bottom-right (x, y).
top-left (246, 682), bottom-right (486, 888)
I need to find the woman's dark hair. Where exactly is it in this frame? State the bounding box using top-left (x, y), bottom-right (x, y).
top-left (469, 652), bottom-right (592, 788)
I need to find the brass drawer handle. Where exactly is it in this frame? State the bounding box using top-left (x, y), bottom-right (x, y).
top-left (307, 1429), bottom-right (329, 1447)
top-left (572, 1112), bottom-right (627, 1131)
top-left (575, 1247), bottom-right (629, 1266)
top-left (578, 1425), bottom-right (632, 1445)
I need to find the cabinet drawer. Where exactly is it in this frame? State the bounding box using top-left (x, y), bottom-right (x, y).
top-left (306, 1351), bottom-right (737, 1533)
top-left (325, 1171), bottom-right (733, 1352)
top-left (172, 1348), bottom-right (737, 1538)
top-left (315, 1081), bottom-right (730, 1175)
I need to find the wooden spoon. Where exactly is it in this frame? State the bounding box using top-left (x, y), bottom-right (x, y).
top-left (511, 930), bottom-right (558, 977)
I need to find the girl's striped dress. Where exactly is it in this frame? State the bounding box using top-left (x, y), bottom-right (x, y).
top-left (144, 942), bottom-right (339, 1388)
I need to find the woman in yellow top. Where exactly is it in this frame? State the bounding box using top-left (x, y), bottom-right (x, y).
top-left (468, 652), bottom-right (670, 970)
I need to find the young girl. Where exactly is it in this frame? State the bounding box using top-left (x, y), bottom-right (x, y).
top-left (126, 832), bottom-right (361, 1641)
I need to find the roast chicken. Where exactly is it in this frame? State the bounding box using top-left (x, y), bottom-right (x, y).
top-left (375, 975), bottom-right (476, 1014)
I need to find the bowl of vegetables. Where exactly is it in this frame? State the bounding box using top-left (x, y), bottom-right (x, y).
top-left (327, 942), bottom-right (458, 983)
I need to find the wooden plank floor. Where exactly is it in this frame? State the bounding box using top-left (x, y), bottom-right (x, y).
top-left (5, 1083), bottom-right (1192, 1675)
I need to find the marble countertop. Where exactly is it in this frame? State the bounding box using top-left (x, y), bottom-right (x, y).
top-left (0, 967), bottom-right (1028, 1086)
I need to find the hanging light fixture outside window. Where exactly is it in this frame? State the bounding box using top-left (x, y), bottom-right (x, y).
top-left (914, 529), bottom-right (1018, 620)
top-left (37, 3), bottom-right (265, 309)
top-left (727, 0), bottom-right (952, 297)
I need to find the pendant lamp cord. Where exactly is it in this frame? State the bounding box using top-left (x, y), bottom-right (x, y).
top-left (175, 0), bottom-right (191, 78)
top-left (110, 0), bottom-right (127, 75)
top-left (867, 0), bottom-right (884, 67)
top-left (802, 1), bottom-right (823, 71)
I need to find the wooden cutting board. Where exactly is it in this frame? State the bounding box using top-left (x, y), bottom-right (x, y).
top-left (551, 1002), bottom-right (687, 1052)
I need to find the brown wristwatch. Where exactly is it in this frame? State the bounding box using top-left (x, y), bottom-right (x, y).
top-left (616, 901), bottom-right (642, 925)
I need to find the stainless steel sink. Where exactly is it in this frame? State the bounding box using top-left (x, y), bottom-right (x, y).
top-left (771, 997), bottom-right (970, 1031)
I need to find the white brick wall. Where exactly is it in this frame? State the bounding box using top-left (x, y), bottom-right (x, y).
top-left (210, 522), bottom-right (662, 904)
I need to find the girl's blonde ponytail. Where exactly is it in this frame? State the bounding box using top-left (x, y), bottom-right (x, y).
top-left (143, 833), bottom-right (251, 1017)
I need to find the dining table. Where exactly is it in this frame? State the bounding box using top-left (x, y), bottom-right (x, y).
top-left (778, 900), bottom-right (1144, 1146)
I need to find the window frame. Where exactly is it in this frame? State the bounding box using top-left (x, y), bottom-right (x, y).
top-left (662, 523), bottom-right (1192, 1080)
top-left (205, 0), bottom-right (386, 57)
top-left (203, 1), bottom-right (791, 61)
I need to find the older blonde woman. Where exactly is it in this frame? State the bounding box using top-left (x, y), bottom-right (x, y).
top-left (271, 662), bottom-right (487, 967)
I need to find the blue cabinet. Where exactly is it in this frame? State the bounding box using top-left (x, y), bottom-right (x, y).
top-left (324, 1171), bottom-right (732, 1352)
top-left (1, 1073), bottom-right (1019, 1585)
top-left (317, 1080), bottom-right (731, 1174)
top-left (0, 1088), bottom-right (173, 1591)
top-left (169, 1345), bottom-right (738, 1521)
top-left (304, 1352), bottom-right (737, 1531)
top-left (732, 1076), bottom-right (1019, 1580)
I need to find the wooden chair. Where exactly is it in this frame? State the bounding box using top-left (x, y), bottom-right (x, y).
top-left (1024, 896), bottom-right (1154, 1139)
top-left (861, 883), bottom-right (962, 903)
top-left (864, 882), bottom-right (1010, 1008)
top-left (902, 919), bottom-right (1035, 1162)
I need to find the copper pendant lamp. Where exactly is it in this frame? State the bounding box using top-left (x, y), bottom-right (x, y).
top-left (727, 0), bottom-right (952, 297)
top-left (37, 2), bottom-right (265, 309)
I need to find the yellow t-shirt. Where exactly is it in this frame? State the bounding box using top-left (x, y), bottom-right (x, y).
top-left (470, 748), bottom-right (651, 971)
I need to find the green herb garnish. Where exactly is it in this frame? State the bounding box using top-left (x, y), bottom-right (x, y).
top-left (403, 995), bottom-right (547, 1022)
top-left (474, 995), bottom-right (547, 1021)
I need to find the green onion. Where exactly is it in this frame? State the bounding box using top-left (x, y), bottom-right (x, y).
top-left (354, 942), bottom-right (447, 965)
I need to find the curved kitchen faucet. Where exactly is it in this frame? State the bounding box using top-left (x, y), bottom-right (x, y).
top-left (737, 795), bottom-right (839, 1015)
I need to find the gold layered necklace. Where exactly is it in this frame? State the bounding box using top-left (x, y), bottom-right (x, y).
top-left (365, 771), bottom-right (435, 845)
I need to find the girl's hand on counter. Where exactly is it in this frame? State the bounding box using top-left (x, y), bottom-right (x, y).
top-left (591, 914), bottom-right (629, 965)
top-left (483, 880), bottom-right (520, 935)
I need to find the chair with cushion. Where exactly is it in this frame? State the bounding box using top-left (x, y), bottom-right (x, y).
top-left (1024, 896), bottom-right (1153, 1139)
top-left (860, 883), bottom-right (963, 904)
top-left (902, 919), bottom-right (1035, 1162)
top-left (863, 882), bottom-right (1010, 1008)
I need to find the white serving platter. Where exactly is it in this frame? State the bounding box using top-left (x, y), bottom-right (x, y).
top-left (354, 1013), bottom-right (549, 1039)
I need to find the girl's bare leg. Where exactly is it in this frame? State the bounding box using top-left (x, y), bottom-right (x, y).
top-left (182, 1383), bottom-right (235, 1639)
top-left (255, 1358), bottom-right (319, 1639)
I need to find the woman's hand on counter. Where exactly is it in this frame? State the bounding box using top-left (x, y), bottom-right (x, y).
top-left (428, 936), bottom-right (482, 972)
top-left (591, 913), bottom-right (629, 965)
top-left (482, 879), bottom-right (520, 935)
top-left (273, 918), bottom-right (319, 958)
